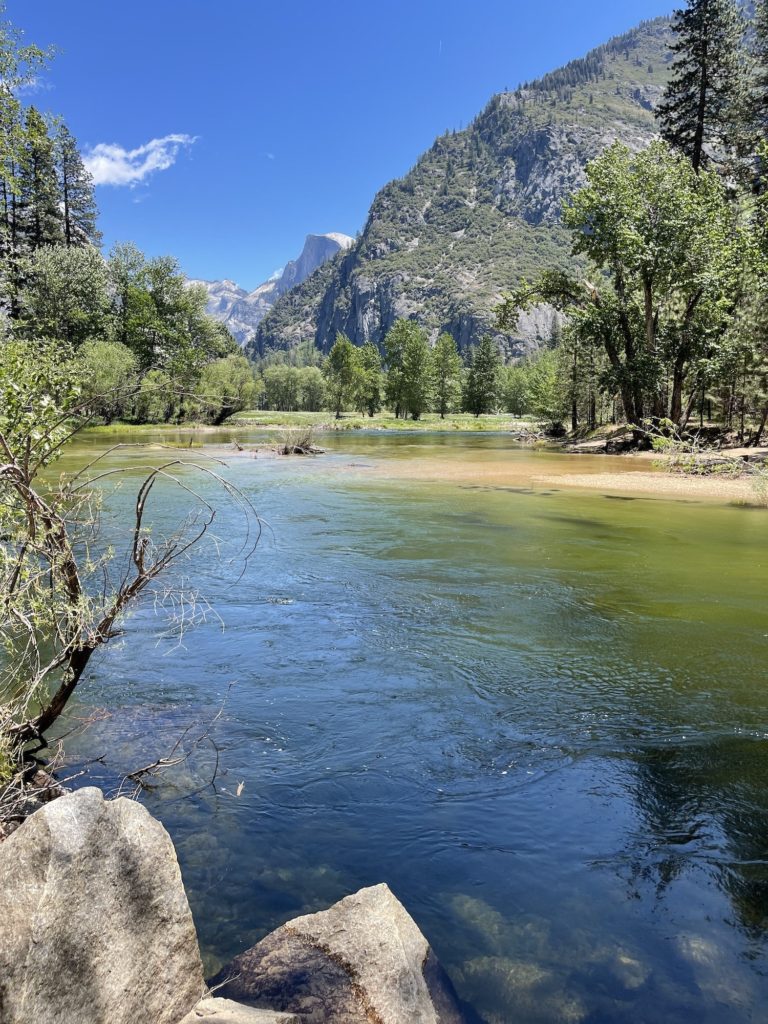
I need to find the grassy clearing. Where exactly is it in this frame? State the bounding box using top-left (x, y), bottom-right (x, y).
top-left (228, 410), bottom-right (538, 432)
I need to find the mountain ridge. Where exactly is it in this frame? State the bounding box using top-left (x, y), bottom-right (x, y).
top-left (251, 16), bottom-right (673, 360)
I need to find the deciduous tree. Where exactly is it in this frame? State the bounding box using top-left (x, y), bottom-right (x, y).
top-left (499, 142), bottom-right (751, 430)
top-left (384, 320), bottom-right (431, 419)
top-left (463, 335), bottom-right (501, 416)
top-left (75, 339), bottom-right (137, 423)
top-left (195, 354), bottom-right (258, 425)
top-left (355, 341), bottom-right (383, 417)
top-left (430, 332), bottom-right (462, 418)
top-left (22, 244), bottom-right (111, 348)
top-left (324, 332), bottom-right (360, 418)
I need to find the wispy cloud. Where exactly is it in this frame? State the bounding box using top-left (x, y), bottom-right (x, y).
top-left (83, 133), bottom-right (198, 187)
top-left (17, 76), bottom-right (53, 96)
top-left (266, 152), bottom-right (275, 160)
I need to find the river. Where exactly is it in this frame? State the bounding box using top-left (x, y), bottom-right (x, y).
top-left (58, 429), bottom-right (768, 1023)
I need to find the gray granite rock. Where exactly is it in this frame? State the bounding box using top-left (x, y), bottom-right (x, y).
top-left (210, 883), bottom-right (467, 1024)
top-left (179, 997), bottom-right (301, 1023)
top-left (0, 787), bottom-right (204, 1024)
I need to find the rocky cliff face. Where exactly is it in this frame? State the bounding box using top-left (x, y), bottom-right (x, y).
top-left (253, 17), bottom-right (672, 359)
top-left (278, 233), bottom-right (355, 293)
top-left (191, 233), bottom-right (354, 347)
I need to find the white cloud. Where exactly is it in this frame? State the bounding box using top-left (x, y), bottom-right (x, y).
top-left (17, 76), bottom-right (53, 96)
top-left (267, 267), bottom-right (284, 281)
top-left (83, 133), bottom-right (198, 187)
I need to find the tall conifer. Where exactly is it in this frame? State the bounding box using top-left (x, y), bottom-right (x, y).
top-left (657, 0), bottom-right (746, 172)
top-left (753, 0), bottom-right (768, 141)
top-left (55, 123), bottom-right (100, 247)
top-left (19, 107), bottom-right (63, 248)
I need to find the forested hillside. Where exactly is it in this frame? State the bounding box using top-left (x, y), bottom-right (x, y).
top-left (252, 18), bottom-right (673, 359)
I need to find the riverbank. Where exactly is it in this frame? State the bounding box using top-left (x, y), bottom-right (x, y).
top-left (535, 467), bottom-right (762, 503)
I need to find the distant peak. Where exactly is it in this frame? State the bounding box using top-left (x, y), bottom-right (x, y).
top-left (312, 232), bottom-right (355, 248)
top-left (191, 230), bottom-right (354, 347)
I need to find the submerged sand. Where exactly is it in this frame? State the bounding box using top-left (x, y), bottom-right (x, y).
top-left (364, 451), bottom-right (762, 504)
top-left (219, 436), bottom-right (765, 505)
top-left (533, 470), bottom-right (757, 502)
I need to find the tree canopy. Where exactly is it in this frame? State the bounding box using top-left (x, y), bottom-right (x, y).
top-left (498, 141), bottom-right (753, 430)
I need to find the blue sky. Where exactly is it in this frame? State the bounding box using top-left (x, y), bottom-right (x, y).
top-left (8, 0), bottom-right (672, 289)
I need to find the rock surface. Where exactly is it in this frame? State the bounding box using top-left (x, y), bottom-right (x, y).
top-left (0, 787), bottom-right (204, 1024)
top-left (179, 998), bottom-right (301, 1023)
top-left (210, 883), bottom-right (467, 1024)
top-left (191, 233), bottom-right (354, 347)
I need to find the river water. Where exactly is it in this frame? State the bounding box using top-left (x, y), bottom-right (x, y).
top-left (59, 429), bottom-right (768, 1023)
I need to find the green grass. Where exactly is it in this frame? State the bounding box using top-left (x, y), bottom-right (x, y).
top-left (228, 410), bottom-right (539, 432)
top-left (78, 412), bottom-right (543, 437)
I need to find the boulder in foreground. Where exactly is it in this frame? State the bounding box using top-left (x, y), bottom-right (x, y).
top-left (210, 882), bottom-right (467, 1024)
top-left (0, 787), bottom-right (204, 1024)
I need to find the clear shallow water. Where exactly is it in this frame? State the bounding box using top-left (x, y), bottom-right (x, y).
top-left (59, 430), bottom-right (768, 1023)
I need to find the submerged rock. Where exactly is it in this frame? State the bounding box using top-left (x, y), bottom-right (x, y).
top-left (210, 882), bottom-right (467, 1024)
top-left (0, 787), bottom-right (204, 1024)
top-left (456, 956), bottom-right (587, 1024)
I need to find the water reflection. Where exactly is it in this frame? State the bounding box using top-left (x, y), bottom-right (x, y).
top-left (625, 737), bottom-right (768, 937)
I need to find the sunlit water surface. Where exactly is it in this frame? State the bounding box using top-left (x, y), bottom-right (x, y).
top-left (59, 430), bottom-right (768, 1024)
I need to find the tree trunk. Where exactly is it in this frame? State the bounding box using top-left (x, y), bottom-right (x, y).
top-left (752, 406), bottom-right (768, 446)
top-left (670, 343), bottom-right (691, 427)
top-left (680, 389), bottom-right (698, 431)
top-left (692, 39), bottom-right (709, 172)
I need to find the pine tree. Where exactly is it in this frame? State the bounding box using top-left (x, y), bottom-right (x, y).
top-left (463, 336), bottom-right (502, 416)
top-left (0, 96), bottom-right (26, 310)
top-left (0, 22), bottom-right (52, 311)
top-left (19, 107), bottom-right (63, 249)
top-left (55, 123), bottom-right (100, 247)
top-left (657, 0), bottom-right (747, 172)
top-left (753, 1), bottom-right (768, 144)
